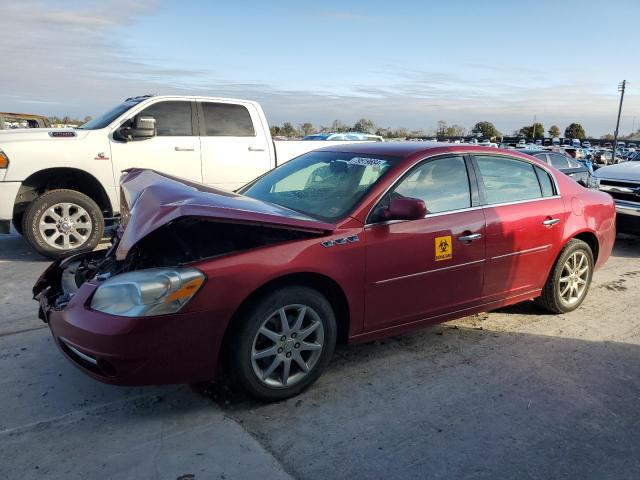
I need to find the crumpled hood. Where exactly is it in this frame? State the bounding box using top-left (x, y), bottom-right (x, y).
top-left (115, 169), bottom-right (336, 260)
top-left (595, 161), bottom-right (640, 181)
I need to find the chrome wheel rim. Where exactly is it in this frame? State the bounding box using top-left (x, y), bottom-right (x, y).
top-left (251, 304), bottom-right (324, 388)
top-left (38, 202), bottom-right (93, 250)
top-left (559, 251), bottom-right (589, 306)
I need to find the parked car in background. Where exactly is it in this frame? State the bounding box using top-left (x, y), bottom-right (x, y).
top-left (521, 149), bottom-right (595, 187)
top-left (34, 144), bottom-right (616, 401)
top-left (0, 95), bottom-right (374, 258)
top-left (303, 133), bottom-right (384, 142)
top-left (582, 141), bottom-right (591, 148)
top-left (0, 112), bottom-right (51, 130)
top-left (595, 156), bottom-right (640, 233)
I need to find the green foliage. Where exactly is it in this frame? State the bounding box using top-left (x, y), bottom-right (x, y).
top-left (280, 122), bottom-right (297, 137)
top-left (299, 123), bottom-right (315, 136)
top-left (471, 121), bottom-right (500, 139)
top-left (548, 125), bottom-right (560, 138)
top-left (518, 123), bottom-right (545, 139)
top-left (353, 118), bottom-right (375, 134)
top-left (564, 123), bottom-right (586, 139)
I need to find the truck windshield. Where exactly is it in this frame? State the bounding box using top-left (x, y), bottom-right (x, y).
top-left (77, 98), bottom-right (145, 130)
top-left (240, 150), bottom-right (399, 222)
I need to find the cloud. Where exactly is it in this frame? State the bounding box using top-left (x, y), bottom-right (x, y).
top-left (1, 0), bottom-right (636, 136)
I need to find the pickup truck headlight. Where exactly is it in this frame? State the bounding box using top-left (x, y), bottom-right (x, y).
top-left (0, 150), bottom-right (9, 169)
top-left (91, 267), bottom-right (205, 317)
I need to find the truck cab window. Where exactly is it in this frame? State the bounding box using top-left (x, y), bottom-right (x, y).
top-left (201, 103), bottom-right (255, 136)
top-left (137, 101), bottom-right (193, 136)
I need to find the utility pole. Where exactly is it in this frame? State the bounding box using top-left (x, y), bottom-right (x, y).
top-left (613, 80), bottom-right (626, 161)
top-left (532, 114), bottom-right (537, 142)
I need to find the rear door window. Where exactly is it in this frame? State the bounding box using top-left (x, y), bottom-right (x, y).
top-left (475, 156), bottom-right (543, 204)
top-left (137, 101), bottom-right (193, 136)
top-left (548, 153), bottom-right (571, 169)
top-left (201, 102), bottom-right (255, 136)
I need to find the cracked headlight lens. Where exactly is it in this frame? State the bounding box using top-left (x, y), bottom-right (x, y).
top-left (91, 267), bottom-right (205, 317)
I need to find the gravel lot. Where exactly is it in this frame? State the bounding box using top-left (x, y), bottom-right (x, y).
top-left (1, 230), bottom-right (639, 480)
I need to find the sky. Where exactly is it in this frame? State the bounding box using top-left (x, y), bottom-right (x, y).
top-left (1, 0), bottom-right (639, 137)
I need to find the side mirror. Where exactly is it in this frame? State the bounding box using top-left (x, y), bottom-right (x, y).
top-left (116, 116), bottom-right (156, 141)
top-left (384, 196), bottom-right (427, 221)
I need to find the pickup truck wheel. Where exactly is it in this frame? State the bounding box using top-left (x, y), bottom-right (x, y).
top-left (231, 286), bottom-right (337, 402)
top-left (536, 239), bottom-right (594, 314)
top-left (22, 189), bottom-right (104, 259)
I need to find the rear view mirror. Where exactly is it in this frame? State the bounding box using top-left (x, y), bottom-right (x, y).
top-left (384, 196), bottom-right (427, 221)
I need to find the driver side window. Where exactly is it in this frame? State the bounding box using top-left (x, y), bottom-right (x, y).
top-left (370, 156), bottom-right (471, 222)
top-left (136, 101), bottom-right (193, 136)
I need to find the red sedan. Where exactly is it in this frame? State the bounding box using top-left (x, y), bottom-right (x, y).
top-left (34, 144), bottom-right (616, 401)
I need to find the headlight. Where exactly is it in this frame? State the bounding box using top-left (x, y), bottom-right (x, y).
top-left (0, 150), bottom-right (9, 169)
top-left (91, 267), bottom-right (205, 317)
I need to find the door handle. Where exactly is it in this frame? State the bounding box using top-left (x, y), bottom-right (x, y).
top-left (458, 233), bottom-right (482, 242)
top-left (248, 146), bottom-right (265, 152)
top-left (175, 146), bottom-right (195, 152)
top-left (542, 218), bottom-right (560, 227)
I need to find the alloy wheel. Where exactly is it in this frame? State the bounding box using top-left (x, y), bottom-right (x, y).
top-left (558, 250), bottom-right (590, 306)
top-left (251, 304), bottom-right (325, 388)
top-left (38, 202), bottom-right (93, 250)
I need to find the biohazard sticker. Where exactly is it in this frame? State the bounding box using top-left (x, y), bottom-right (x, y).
top-left (435, 235), bottom-right (452, 261)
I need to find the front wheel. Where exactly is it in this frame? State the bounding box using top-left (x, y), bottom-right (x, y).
top-left (22, 189), bottom-right (104, 259)
top-left (536, 239), bottom-right (594, 314)
top-left (231, 286), bottom-right (337, 402)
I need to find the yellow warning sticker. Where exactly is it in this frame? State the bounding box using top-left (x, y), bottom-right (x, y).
top-left (435, 235), bottom-right (452, 261)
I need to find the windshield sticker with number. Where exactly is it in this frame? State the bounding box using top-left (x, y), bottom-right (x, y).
top-left (346, 157), bottom-right (387, 167)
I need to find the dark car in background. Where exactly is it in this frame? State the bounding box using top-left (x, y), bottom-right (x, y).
top-left (521, 150), bottom-right (595, 188)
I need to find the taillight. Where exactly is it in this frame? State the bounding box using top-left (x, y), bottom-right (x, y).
top-left (0, 150), bottom-right (8, 169)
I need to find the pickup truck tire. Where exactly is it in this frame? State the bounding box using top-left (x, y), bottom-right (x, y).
top-left (22, 189), bottom-right (104, 259)
top-left (536, 239), bottom-right (594, 314)
top-left (231, 286), bottom-right (337, 402)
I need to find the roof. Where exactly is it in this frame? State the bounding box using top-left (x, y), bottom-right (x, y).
top-left (314, 142), bottom-right (544, 159)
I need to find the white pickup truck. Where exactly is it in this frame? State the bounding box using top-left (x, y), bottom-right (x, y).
top-left (0, 94), bottom-right (365, 258)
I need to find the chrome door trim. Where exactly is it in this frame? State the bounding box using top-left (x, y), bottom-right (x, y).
top-left (373, 259), bottom-right (485, 286)
top-left (489, 244), bottom-right (552, 261)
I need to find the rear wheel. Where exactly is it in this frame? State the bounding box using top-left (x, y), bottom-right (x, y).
top-left (231, 286), bottom-right (337, 401)
top-left (537, 239), bottom-right (594, 313)
top-left (22, 189), bottom-right (104, 259)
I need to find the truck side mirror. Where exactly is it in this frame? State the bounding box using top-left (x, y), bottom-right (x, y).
top-left (116, 116), bottom-right (156, 142)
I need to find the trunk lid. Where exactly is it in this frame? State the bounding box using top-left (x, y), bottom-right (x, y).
top-left (115, 169), bottom-right (335, 260)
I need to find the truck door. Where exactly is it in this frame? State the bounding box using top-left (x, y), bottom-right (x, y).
top-left (198, 101), bottom-right (271, 191)
top-left (109, 100), bottom-right (202, 182)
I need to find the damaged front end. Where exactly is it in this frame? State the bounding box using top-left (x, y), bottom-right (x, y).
top-left (33, 168), bottom-right (334, 384)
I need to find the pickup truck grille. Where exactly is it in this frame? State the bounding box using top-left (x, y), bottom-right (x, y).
top-left (599, 179), bottom-right (640, 204)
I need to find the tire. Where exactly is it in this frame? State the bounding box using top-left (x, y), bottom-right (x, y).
top-left (536, 239), bottom-right (594, 314)
top-left (22, 189), bottom-right (104, 260)
top-left (12, 213), bottom-right (23, 235)
top-left (231, 286), bottom-right (337, 402)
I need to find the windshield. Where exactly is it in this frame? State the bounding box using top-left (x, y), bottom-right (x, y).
top-left (77, 98), bottom-right (145, 130)
top-left (240, 150), bottom-right (399, 222)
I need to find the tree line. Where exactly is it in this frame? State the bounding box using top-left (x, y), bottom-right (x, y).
top-left (271, 118), bottom-right (638, 140)
top-left (48, 115), bottom-right (92, 126)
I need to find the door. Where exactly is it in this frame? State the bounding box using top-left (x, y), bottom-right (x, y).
top-left (198, 101), bottom-right (271, 190)
top-left (473, 155), bottom-right (566, 302)
top-left (364, 155), bottom-right (486, 331)
top-left (109, 100), bottom-right (202, 182)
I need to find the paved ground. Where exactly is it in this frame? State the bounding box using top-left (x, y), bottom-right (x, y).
top-left (1, 230), bottom-right (639, 480)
